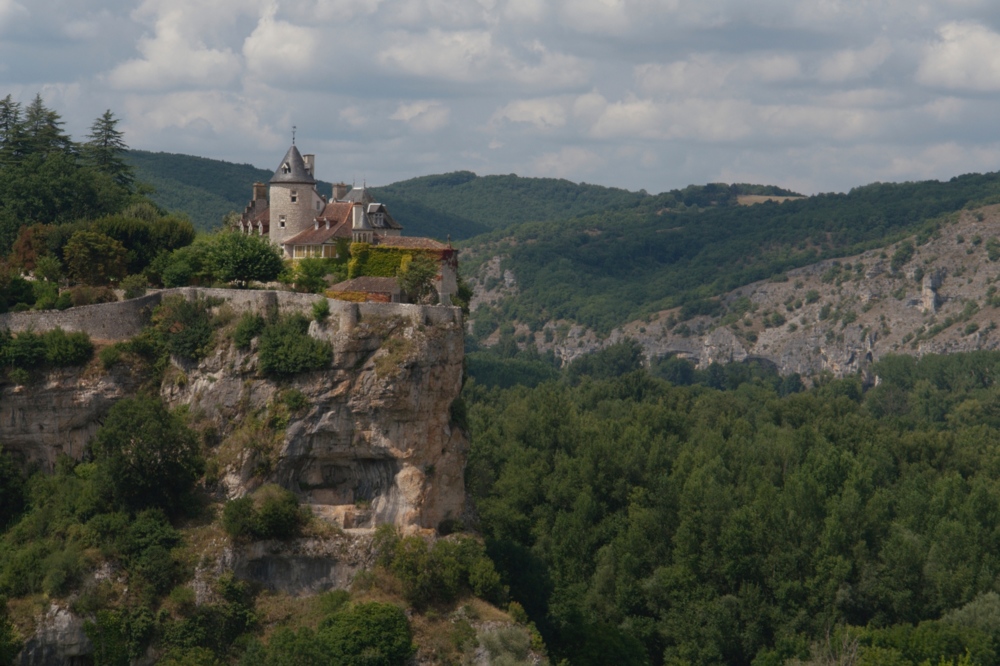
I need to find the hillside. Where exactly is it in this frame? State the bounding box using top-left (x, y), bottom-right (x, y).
top-left (124, 149), bottom-right (798, 239)
top-left (466, 172), bottom-right (1000, 341)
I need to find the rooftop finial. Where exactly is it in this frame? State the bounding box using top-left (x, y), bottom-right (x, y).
top-left (292, 125), bottom-right (297, 145)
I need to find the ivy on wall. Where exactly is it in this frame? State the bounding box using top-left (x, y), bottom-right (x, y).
top-left (347, 243), bottom-right (438, 280)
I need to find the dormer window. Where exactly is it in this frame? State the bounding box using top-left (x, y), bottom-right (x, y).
top-left (291, 190), bottom-right (298, 203)
top-left (282, 162), bottom-right (291, 174)
top-left (279, 215), bottom-right (286, 229)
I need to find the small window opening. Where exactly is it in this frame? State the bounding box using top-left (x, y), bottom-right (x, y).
top-left (279, 215), bottom-right (286, 229)
top-left (291, 190), bottom-right (298, 203)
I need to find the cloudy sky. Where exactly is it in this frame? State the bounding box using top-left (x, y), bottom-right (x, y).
top-left (4, 0), bottom-right (1000, 195)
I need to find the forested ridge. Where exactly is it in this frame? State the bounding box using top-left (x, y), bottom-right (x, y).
top-left (462, 346), bottom-right (1000, 665)
top-left (467, 172), bottom-right (1000, 336)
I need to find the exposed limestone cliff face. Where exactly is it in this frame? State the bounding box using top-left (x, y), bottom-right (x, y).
top-left (1, 366), bottom-right (143, 470)
top-left (162, 303), bottom-right (468, 533)
top-left (3, 294), bottom-right (467, 534)
top-left (473, 204), bottom-right (1000, 379)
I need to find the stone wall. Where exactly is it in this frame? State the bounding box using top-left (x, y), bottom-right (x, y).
top-left (0, 287), bottom-right (461, 341)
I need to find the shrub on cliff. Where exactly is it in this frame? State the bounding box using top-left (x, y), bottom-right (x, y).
top-left (233, 311), bottom-right (265, 350)
top-left (42, 328), bottom-right (94, 366)
top-left (90, 395), bottom-right (203, 517)
top-left (221, 485), bottom-right (306, 541)
top-left (378, 531), bottom-right (505, 609)
top-left (257, 314), bottom-right (331, 376)
top-left (153, 296), bottom-right (213, 361)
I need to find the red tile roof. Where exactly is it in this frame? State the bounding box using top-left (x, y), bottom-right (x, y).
top-left (375, 236), bottom-right (450, 250)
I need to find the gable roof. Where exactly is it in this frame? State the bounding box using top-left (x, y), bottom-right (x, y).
top-left (376, 236), bottom-right (451, 250)
top-left (270, 145), bottom-right (317, 185)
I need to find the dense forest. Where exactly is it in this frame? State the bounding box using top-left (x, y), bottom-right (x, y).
top-left (468, 173), bottom-right (1000, 336)
top-left (461, 344), bottom-right (1000, 665)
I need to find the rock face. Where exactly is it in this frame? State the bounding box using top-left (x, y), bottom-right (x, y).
top-left (16, 605), bottom-right (91, 666)
top-left (469, 204), bottom-right (1000, 380)
top-left (162, 303), bottom-right (468, 533)
top-left (1, 367), bottom-right (142, 470)
top-left (4, 296), bottom-right (468, 534)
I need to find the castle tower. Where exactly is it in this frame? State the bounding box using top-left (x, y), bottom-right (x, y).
top-left (268, 144), bottom-right (323, 249)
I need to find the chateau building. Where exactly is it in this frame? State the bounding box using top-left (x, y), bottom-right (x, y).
top-left (236, 143), bottom-right (458, 303)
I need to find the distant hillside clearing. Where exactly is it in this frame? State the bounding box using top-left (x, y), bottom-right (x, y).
top-left (737, 194), bottom-right (806, 205)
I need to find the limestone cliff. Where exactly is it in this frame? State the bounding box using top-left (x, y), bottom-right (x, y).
top-left (470, 204), bottom-right (1000, 380)
top-left (1, 290), bottom-right (468, 534)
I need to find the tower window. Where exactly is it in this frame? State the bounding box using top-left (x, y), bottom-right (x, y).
top-left (291, 190), bottom-right (298, 203)
top-left (279, 215), bottom-right (286, 229)
top-left (282, 162), bottom-right (291, 174)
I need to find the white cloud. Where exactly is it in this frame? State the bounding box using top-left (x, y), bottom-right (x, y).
top-left (339, 106), bottom-right (368, 128)
top-left (816, 37), bottom-right (891, 82)
top-left (105, 0), bottom-right (252, 90)
top-left (503, 0), bottom-right (546, 22)
top-left (491, 97), bottom-right (568, 129)
top-left (0, 0), bottom-right (29, 34)
top-left (558, 0), bottom-right (630, 36)
top-left (918, 21), bottom-right (1000, 92)
top-left (532, 146), bottom-right (602, 178)
top-left (635, 52), bottom-right (800, 97)
top-left (390, 100), bottom-right (451, 132)
top-left (122, 91), bottom-right (277, 144)
top-left (379, 29), bottom-right (494, 81)
top-left (243, 8), bottom-right (321, 83)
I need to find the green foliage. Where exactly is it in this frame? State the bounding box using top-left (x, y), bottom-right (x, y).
top-left (241, 601), bottom-right (413, 666)
top-left (381, 532), bottom-right (505, 608)
top-left (311, 298), bottom-right (330, 323)
top-left (41, 328), bottom-right (93, 365)
top-left (123, 150), bottom-right (284, 232)
top-left (0, 596), bottom-right (20, 666)
top-left (320, 602), bottom-right (414, 665)
top-left (891, 239), bottom-right (916, 272)
top-left (0, 448), bottom-right (25, 531)
top-left (257, 314), bottom-right (332, 377)
top-left (468, 172), bottom-right (1000, 335)
top-left (89, 395), bottom-right (203, 517)
top-left (397, 253), bottom-right (439, 304)
top-left (0, 327), bottom-right (93, 371)
top-left (153, 296), bottom-right (214, 361)
top-left (988, 238), bottom-right (1000, 262)
top-left (221, 485), bottom-right (306, 541)
top-left (293, 258), bottom-right (335, 294)
top-left (566, 339), bottom-right (645, 381)
top-left (233, 311), bottom-right (266, 349)
top-left (63, 230), bottom-right (128, 285)
top-left (464, 354), bottom-right (1000, 664)
top-left (208, 231), bottom-right (284, 288)
top-left (120, 274), bottom-right (147, 299)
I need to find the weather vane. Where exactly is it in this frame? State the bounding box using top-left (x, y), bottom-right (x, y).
top-left (292, 125), bottom-right (297, 145)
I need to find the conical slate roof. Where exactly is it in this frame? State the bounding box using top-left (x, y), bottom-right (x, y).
top-left (270, 145), bottom-right (316, 184)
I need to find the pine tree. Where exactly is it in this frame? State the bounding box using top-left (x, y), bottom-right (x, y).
top-left (0, 95), bottom-right (25, 166)
top-left (84, 109), bottom-right (134, 188)
top-left (21, 93), bottom-right (74, 156)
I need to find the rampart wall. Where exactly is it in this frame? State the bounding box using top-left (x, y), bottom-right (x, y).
top-left (0, 288), bottom-right (461, 341)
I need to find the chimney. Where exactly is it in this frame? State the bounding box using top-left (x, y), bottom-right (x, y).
top-left (303, 154), bottom-right (315, 176)
top-left (352, 204), bottom-right (366, 229)
top-left (253, 182), bottom-right (267, 201)
top-left (333, 183), bottom-right (349, 200)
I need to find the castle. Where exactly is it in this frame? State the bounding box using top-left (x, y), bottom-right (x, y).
top-left (236, 143), bottom-right (457, 303)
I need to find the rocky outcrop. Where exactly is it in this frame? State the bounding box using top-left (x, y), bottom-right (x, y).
top-left (473, 204), bottom-right (1000, 380)
top-left (16, 605), bottom-right (91, 666)
top-left (162, 302), bottom-right (468, 533)
top-left (1, 366), bottom-right (142, 470)
top-left (4, 296), bottom-right (468, 534)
